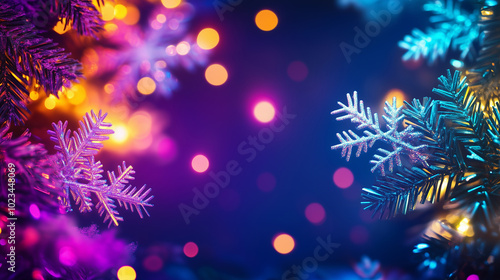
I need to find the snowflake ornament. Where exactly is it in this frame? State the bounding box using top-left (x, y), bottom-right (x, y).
top-left (332, 91), bottom-right (429, 175)
top-left (48, 110), bottom-right (153, 227)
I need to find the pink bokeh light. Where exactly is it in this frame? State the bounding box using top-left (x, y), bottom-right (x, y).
top-left (191, 154), bottom-right (209, 173)
top-left (183, 242), bottom-right (199, 258)
top-left (305, 203), bottom-right (326, 224)
top-left (333, 167), bottom-right (354, 189)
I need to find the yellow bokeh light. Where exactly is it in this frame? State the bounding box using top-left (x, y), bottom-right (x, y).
top-left (114, 4), bottom-right (128, 20)
top-left (205, 64), bottom-right (228, 86)
top-left (53, 18), bottom-right (70, 34)
top-left (123, 5), bottom-right (140, 25)
top-left (30, 91), bottom-right (39, 101)
top-left (117, 266), bottom-right (136, 280)
top-left (273, 233), bottom-right (295, 254)
top-left (104, 23), bottom-right (118, 33)
top-left (161, 0), bottom-right (181, 9)
top-left (111, 125), bottom-right (129, 144)
top-left (44, 96), bottom-right (57, 110)
top-left (457, 218), bottom-right (470, 234)
top-left (176, 41), bottom-right (191, 55)
top-left (157, 14), bottom-right (167, 23)
top-left (197, 28), bottom-right (219, 50)
top-left (384, 89), bottom-right (406, 108)
top-left (101, 2), bottom-right (115, 21)
top-left (255, 10), bottom-right (278, 31)
top-left (137, 77), bottom-right (156, 95)
top-left (67, 84), bottom-right (86, 105)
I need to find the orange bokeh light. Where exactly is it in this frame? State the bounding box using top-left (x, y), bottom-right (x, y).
top-left (255, 10), bottom-right (278, 31)
top-left (273, 233), bottom-right (295, 254)
top-left (205, 64), bottom-right (228, 86)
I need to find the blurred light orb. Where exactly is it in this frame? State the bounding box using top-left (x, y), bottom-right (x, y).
top-left (101, 2), bottom-right (115, 21)
top-left (30, 91), bottom-right (39, 100)
top-left (29, 204), bottom-right (41, 220)
top-left (128, 111), bottom-right (152, 140)
top-left (333, 167), bottom-right (354, 189)
top-left (44, 96), bottom-right (57, 110)
top-left (273, 233), bottom-right (295, 254)
top-left (104, 83), bottom-right (115, 94)
top-left (117, 266), bottom-right (136, 280)
top-left (287, 61), bottom-right (308, 82)
top-left (157, 14), bottom-right (167, 23)
top-left (205, 64), bottom-right (228, 86)
top-left (123, 5), bottom-right (140, 25)
top-left (255, 10), bottom-right (278, 31)
top-left (67, 84), bottom-right (86, 105)
top-left (384, 89), bottom-right (406, 108)
top-left (112, 125), bottom-right (129, 143)
top-left (143, 255), bottom-right (163, 272)
top-left (59, 246), bottom-right (77, 266)
top-left (197, 28), bottom-right (220, 50)
top-left (192, 154), bottom-right (209, 173)
top-left (467, 275), bottom-right (480, 280)
top-left (183, 242), bottom-right (199, 258)
top-left (305, 203), bottom-right (326, 224)
top-left (166, 45), bottom-right (177, 56)
top-left (162, 0), bottom-right (181, 9)
top-left (253, 101), bottom-right (275, 123)
top-left (137, 77), bottom-right (156, 95)
top-left (114, 4), bottom-right (128, 19)
top-left (32, 269), bottom-right (44, 280)
top-left (257, 172), bottom-right (276, 192)
top-left (157, 136), bottom-right (177, 162)
top-left (176, 41), bottom-right (191, 55)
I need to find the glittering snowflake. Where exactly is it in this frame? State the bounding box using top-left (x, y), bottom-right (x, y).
top-left (48, 110), bottom-right (153, 227)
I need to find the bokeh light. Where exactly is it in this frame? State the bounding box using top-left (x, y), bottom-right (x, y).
top-left (176, 41), bottom-right (191, 55)
top-left (143, 255), bottom-right (163, 272)
top-left (205, 64), bottom-right (228, 86)
top-left (32, 269), bottom-right (44, 280)
top-left (137, 77), bottom-right (157, 95)
top-left (191, 154), bottom-right (209, 173)
top-left (384, 89), bottom-right (406, 108)
top-left (111, 125), bottom-right (129, 144)
top-left (44, 96), bottom-right (57, 110)
top-left (161, 0), bottom-right (181, 9)
top-left (257, 172), bottom-right (276, 192)
top-left (156, 136), bottom-right (178, 162)
top-left (101, 2), bottom-right (115, 21)
top-left (253, 101), bottom-right (276, 123)
top-left (197, 28), bottom-right (219, 50)
top-left (183, 242), bottom-right (199, 258)
top-left (273, 233), bottom-right (295, 254)
top-left (123, 5), bottom-right (140, 25)
top-left (67, 84), bottom-right (86, 105)
top-left (59, 246), bottom-right (77, 266)
top-left (287, 61), bottom-right (308, 82)
top-left (255, 10), bottom-right (278, 31)
top-left (29, 91), bottom-right (39, 101)
top-left (333, 167), bottom-right (354, 189)
top-left (117, 266), bottom-right (136, 280)
top-left (29, 204), bottom-right (41, 220)
top-left (305, 203), bottom-right (326, 224)
top-left (114, 4), bottom-right (128, 19)
top-left (466, 275), bottom-right (480, 280)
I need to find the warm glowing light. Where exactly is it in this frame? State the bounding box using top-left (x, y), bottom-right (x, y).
top-left (104, 23), bottom-right (118, 33)
top-left (457, 218), bottom-right (470, 234)
top-left (253, 101), bottom-right (276, 123)
top-left (183, 242), bottom-right (199, 258)
top-left (157, 14), bottom-right (167, 23)
top-left (333, 167), bottom-right (354, 189)
top-left (137, 77), bottom-right (156, 95)
top-left (305, 203), bottom-right (326, 224)
top-left (117, 266), bottom-right (136, 280)
top-left (67, 84), bottom-right (86, 105)
top-left (30, 91), bottom-right (39, 100)
top-left (255, 10), bottom-right (278, 31)
top-left (29, 204), bottom-right (41, 219)
top-left (197, 28), bottom-right (219, 50)
top-left (104, 83), bottom-right (115, 94)
top-left (176, 41), bottom-right (191, 55)
top-left (384, 89), bottom-right (406, 108)
top-left (101, 2), bottom-right (115, 21)
top-left (128, 111), bottom-right (152, 139)
top-left (273, 233), bottom-right (295, 254)
top-left (191, 154), bottom-right (209, 173)
top-left (161, 0), bottom-right (181, 9)
top-left (123, 5), bottom-right (140, 25)
top-left (165, 45), bottom-right (176, 55)
top-left (44, 96), bottom-right (57, 110)
top-left (205, 64), bottom-right (228, 86)
top-left (114, 4), bottom-right (128, 19)
top-left (111, 125), bottom-right (129, 143)
top-left (53, 18), bottom-right (70, 34)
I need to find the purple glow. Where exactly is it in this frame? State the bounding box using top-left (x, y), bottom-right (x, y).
top-left (305, 203), bottom-right (326, 224)
top-left (30, 204), bottom-right (41, 219)
top-left (287, 61), bottom-right (308, 82)
top-left (467, 275), bottom-right (480, 280)
top-left (350, 225), bottom-right (369, 245)
top-left (59, 246), bottom-right (77, 266)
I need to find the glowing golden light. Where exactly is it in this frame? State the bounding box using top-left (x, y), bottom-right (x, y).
top-left (205, 64), bottom-right (228, 86)
top-left (111, 125), bottom-right (129, 144)
top-left (104, 23), bottom-right (118, 33)
top-left (482, 10), bottom-right (494, 16)
top-left (114, 4), bottom-right (128, 20)
top-left (53, 18), bottom-right (70, 34)
top-left (128, 111), bottom-right (152, 140)
top-left (254, 101), bottom-right (276, 123)
top-left (30, 91), bottom-right (39, 101)
top-left (123, 5), bottom-right (140, 25)
top-left (273, 233), bottom-right (295, 254)
top-left (255, 10), bottom-right (278, 31)
top-left (384, 89), bottom-right (406, 108)
top-left (161, 0), bottom-right (181, 9)
top-left (101, 2), bottom-right (115, 21)
top-left (457, 218), bottom-right (470, 234)
top-left (157, 14), bottom-right (167, 23)
top-left (137, 77), bottom-right (156, 95)
top-left (176, 41), bottom-right (190, 55)
top-left (104, 83), bottom-right (115, 94)
top-left (117, 266), bottom-right (136, 280)
top-left (44, 96), bottom-right (57, 110)
top-left (67, 84), bottom-right (86, 105)
top-left (197, 28), bottom-right (219, 50)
